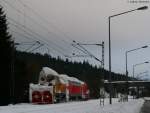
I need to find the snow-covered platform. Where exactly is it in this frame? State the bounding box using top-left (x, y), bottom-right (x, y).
top-left (0, 98), bottom-right (144, 113)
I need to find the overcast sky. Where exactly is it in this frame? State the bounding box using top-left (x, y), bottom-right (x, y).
top-left (1, 0), bottom-right (150, 78)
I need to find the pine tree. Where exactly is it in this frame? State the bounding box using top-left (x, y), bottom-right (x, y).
top-left (0, 6), bottom-right (13, 105)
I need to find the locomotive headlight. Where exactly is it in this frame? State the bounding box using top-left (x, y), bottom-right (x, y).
top-left (46, 95), bottom-right (50, 98)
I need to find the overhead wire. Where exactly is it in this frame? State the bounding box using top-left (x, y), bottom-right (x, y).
top-left (17, 0), bottom-right (74, 43)
top-left (8, 16), bottom-right (67, 56)
top-left (1, 0), bottom-right (104, 67)
top-left (72, 41), bottom-right (102, 63)
top-left (9, 29), bottom-right (35, 41)
top-left (17, 0), bottom-right (78, 56)
top-left (11, 25), bottom-right (64, 56)
top-left (7, 0), bottom-right (73, 53)
top-left (71, 44), bottom-right (91, 56)
top-left (10, 30), bottom-right (41, 51)
top-left (29, 44), bottom-right (44, 52)
top-left (2, 0), bottom-right (95, 62)
top-left (2, 0), bottom-right (71, 57)
top-left (25, 41), bottom-right (40, 52)
top-left (11, 29), bottom-right (56, 55)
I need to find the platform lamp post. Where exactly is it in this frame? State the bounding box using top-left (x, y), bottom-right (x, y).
top-left (108, 6), bottom-right (148, 104)
top-left (126, 46), bottom-right (148, 80)
top-left (133, 61), bottom-right (149, 79)
top-left (125, 45), bottom-right (148, 100)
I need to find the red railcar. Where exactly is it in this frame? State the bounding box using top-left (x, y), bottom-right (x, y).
top-left (66, 77), bottom-right (89, 100)
top-left (68, 81), bottom-right (82, 99)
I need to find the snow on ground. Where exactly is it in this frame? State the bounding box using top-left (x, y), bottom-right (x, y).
top-left (0, 98), bottom-right (144, 113)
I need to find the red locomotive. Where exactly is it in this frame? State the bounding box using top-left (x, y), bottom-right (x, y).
top-left (29, 67), bottom-right (90, 104)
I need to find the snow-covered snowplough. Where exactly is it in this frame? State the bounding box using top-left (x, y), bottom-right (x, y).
top-left (29, 67), bottom-right (90, 104)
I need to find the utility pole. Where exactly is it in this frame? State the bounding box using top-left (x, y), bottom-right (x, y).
top-left (11, 41), bottom-right (15, 104)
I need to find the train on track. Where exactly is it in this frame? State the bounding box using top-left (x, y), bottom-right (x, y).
top-left (29, 67), bottom-right (90, 104)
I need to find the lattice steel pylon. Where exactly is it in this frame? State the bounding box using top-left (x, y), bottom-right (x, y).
top-left (100, 41), bottom-right (105, 106)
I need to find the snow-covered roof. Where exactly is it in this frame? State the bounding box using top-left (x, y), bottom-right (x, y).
top-left (59, 74), bottom-right (70, 80)
top-left (42, 67), bottom-right (59, 77)
top-left (59, 74), bottom-right (84, 84)
top-left (69, 77), bottom-right (84, 84)
top-left (59, 74), bottom-right (69, 84)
